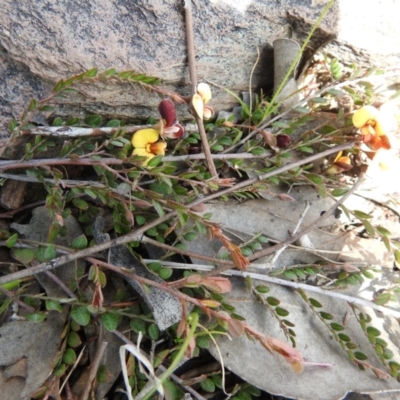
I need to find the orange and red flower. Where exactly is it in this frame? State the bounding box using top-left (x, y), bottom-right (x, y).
top-left (352, 105), bottom-right (396, 150)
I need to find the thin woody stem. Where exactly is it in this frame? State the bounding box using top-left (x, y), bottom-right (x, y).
top-left (183, 0), bottom-right (218, 178)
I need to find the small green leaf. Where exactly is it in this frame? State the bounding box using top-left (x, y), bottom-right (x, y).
top-left (63, 348), bottom-right (77, 365)
top-left (6, 233), bottom-right (18, 248)
top-left (354, 351), bottom-right (368, 361)
top-left (8, 119), bottom-right (17, 132)
top-left (26, 312), bottom-right (47, 322)
top-left (183, 232), bottom-right (197, 241)
top-left (319, 312), bottom-right (333, 320)
top-left (152, 200), bottom-right (165, 217)
top-left (255, 285), bottom-right (269, 294)
top-left (382, 235), bottom-right (391, 252)
top-left (44, 244), bottom-right (56, 261)
top-left (96, 365), bottom-right (110, 383)
top-left (366, 326), bottom-right (381, 337)
top-left (55, 363), bottom-right (66, 377)
top-left (250, 147), bottom-right (266, 156)
top-left (377, 226), bottom-right (391, 237)
top-left (306, 173), bottom-right (323, 184)
top-left (85, 115), bottom-right (102, 127)
top-left (298, 146), bottom-right (313, 154)
top-left (84, 68), bottom-right (98, 77)
top-left (147, 155), bottom-right (163, 168)
top-left (275, 307), bottom-right (289, 317)
top-left (282, 319), bottom-right (295, 327)
top-left (148, 323), bottom-right (160, 340)
top-left (72, 198), bottom-right (89, 210)
top-left (67, 331), bottom-right (82, 348)
top-left (39, 105), bottom-right (54, 112)
top-left (12, 248), bottom-right (35, 264)
top-left (375, 344), bottom-right (384, 356)
top-left (361, 269), bottom-right (374, 279)
top-left (331, 188), bottom-right (348, 197)
top-left (101, 312), bottom-right (121, 332)
top-left (383, 348), bottom-right (394, 360)
top-left (361, 219), bottom-right (375, 236)
top-left (282, 270), bottom-right (297, 280)
top-left (394, 249), bottom-right (400, 264)
top-left (130, 318), bottom-right (146, 333)
top-left (196, 335), bottom-right (210, 349)
top-left (46, 300), bottom-right (63, 313)
top-left (104, 68), bottom-right (117, 76)
top-left (106, 119), bottom-right (121, 127)
top-left (353, 210), bottom-right (372, 219)
top-left (53, 79), bottom-right (65, 93)
top-left (338, 333), bottom-right (351, 342)
top-left (71, 306), bottom-right (91, 326)
top-left (136, 215), bottom-right (147, 225)
top-left (375, 337), bottom-right (388, 348)
top-left (158, 268), bottom-right (173, 280)
top-left (200, 378), bottom-right (215, 393)
top-left (71, 234), bottom-right (88, 249)
top-left (266, 297), bottom-right (280, 306)
top-left (330, 323), bottom-right (344, 331)
top-left (374, 291), bottom-right (391, 305)
top-left (309, 298), bottom-right (322, 308)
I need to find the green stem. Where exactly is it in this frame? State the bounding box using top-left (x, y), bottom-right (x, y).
top-left (142, 312), bottom-right (199, 400)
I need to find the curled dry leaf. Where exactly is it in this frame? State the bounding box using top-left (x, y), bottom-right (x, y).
top-left (185, 274), bottom-right (203, 285)
top-left (371, 367), bottom-right (391, 380)
top-left (341, 264), bottom-right (360, 273)
top-left (201, 277), bottom-right (232, 293)
top-left (228, 318), bottom-right (245, 338)
top-left (190, 202), bottom-right (207, 213)
top-left (277, 193), bottom-right (295, 202)
top-left (132, 199), bottom-right (152, 208)
top-left (259, 336), bottom-right (304, 373)
top-left (229, 243), bottom-right (250, 270)
top-left (260, 130), bottom-right (278, 149)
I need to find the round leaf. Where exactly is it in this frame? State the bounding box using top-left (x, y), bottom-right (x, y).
top-left (67, 331), bottom-right (82, 348)
top-left (63, 348), bottom-right (77, 365)
top-left (71, 306), bottom-right (91, 326)
top-left (148, 323), bottom-right (160, 340)
top-left (101, 312), bottom-right (121, 332)
top-left (71, 234), bottom-right (88, 249)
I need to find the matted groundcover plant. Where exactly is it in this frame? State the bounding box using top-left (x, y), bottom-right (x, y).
top-left (0, 1), bottom-right (400, 399)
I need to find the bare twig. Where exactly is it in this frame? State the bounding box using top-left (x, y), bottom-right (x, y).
top-left (141, 235), bottom-right (233, 266)
top-left (43, 270), bottom-right (77, 299)
top-left (19, 124), bottom-right (199, 137)
top-left (143, 260), bottom-right (400, 319)
top-left (269, 200), bottom-right (311, 266)
top-left (0, 285), bottom-right (36, 313)
top-left (183, 0), bottom-right (217, 178)
top-left (81, 340), bottom-right (108, 400)
top-left (233, 271), bottom-right (400, 319)
top-left (0, 152), bottom-right (271, 171)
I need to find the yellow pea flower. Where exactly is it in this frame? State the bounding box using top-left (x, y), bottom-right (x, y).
top-left (131, 129), bottom-right (166, 166)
